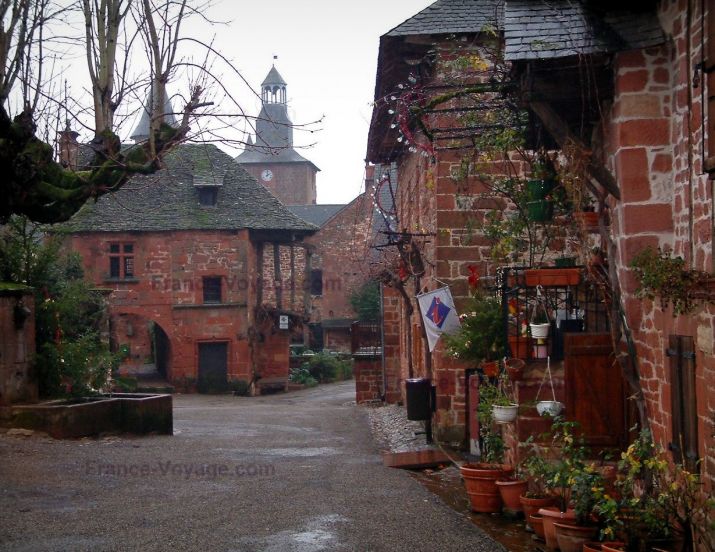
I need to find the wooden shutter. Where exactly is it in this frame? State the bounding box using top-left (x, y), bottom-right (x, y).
top-left (667, 335), bottom-right (699, 472)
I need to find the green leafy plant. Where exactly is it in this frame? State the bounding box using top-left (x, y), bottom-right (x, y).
top-left (519, 436), bottom-right (555, 498)
top-left (476, 378), bottom-right (509, 466)
top-left (595, 428), bottom-right (715, 550)
top-left (630, 246), bottom-right (712, 315)
top-left (349, 280), bottom-right (381, 321)
top-left (445, 292), bottom-right (505, 364)
top-left (288, 365), bottom-right (317, 387)
top-left (542, 418), bottom-right (589, 512)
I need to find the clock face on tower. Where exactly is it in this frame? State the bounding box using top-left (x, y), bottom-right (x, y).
top-left (260, 169), bottom-right (273, 182)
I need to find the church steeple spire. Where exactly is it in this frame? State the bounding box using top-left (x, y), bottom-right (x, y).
top-left (261, 65), bottom-right (287, 104)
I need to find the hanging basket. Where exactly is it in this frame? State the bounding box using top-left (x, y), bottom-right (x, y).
top-left (530, 322), bottom-right (550, 339)
top-left (537, 400), bottom-right (565, 417)
top-left (492, 404), bottom-right (519, 424)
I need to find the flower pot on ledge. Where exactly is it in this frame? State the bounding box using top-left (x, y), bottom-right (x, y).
top-left (575, 211), bottom-right (600, 231)
top-left (525, 268), bottom-right (581, 287)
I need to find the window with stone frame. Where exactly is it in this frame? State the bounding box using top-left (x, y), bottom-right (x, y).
top-left (310, 269), bottom-right (323, 296)
top-left (109, 243), bottom-right (135, 279)
top-left (202, 276), bottom-right (222, 304)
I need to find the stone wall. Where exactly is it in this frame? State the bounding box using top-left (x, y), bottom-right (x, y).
top-left (67, 230), bottom-right (264, 386)
top-left (604, 0), bottom-right (714, 484)
top-left (306, 193), bottom-right (374, 324)
top-left (0, 289), bottom-right (37, 405)
top-left (354, 355), bottom-right (382, 403)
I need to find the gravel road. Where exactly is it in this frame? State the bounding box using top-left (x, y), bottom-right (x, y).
top-left (0, 381), bottom-right (504, 552)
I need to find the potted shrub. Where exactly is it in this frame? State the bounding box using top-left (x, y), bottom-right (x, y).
top-left (459, 377), bottom-right (513, 513)
top-left (553, 467), bottom-right (603, 552)
top-left (519, 437), bottom-right (558, 524)
top-left (592, 429), bottom-right (714, 552)
top-left (445, 268), bottom-right (505, 376)
top-left (539, 420), bottom-right (589, 551)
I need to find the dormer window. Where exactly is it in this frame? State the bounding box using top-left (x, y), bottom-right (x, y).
top-left (198, 187), bottom-right (217, 206)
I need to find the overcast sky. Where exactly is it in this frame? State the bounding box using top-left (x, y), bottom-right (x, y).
top-left (199, 0), bottom-right (434, 205)
top-left (46, 1), bottom-right (434, 205)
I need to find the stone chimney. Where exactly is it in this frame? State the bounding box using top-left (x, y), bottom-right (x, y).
top-left (58, 120), bottom-right (80, 170)
top-left (364, 164), bottom-right (375, 193)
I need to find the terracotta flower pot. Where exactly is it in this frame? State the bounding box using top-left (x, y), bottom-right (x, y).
top-left (505, 356), bottom-right (526, 379)
top-left (520, 494), bottom-right (557, 521)
top-left (525, 268), bottom-right (581, 287)
top-left (495, 479), bottom-right (528, 511)
top-left (480, 360), bottom-right (499, 377)
top-left (583, 543), bottom-right (602, 552)
top-left (460, 463), bottom-right (512, 513)
top-left (600, 543), bottom-right (625, 552)
top-left (507, 337), bottom-right (529, 362)
top-left (554, 522), bottom-right (598, 552)
top-left (530, 512), bottom-right (546, 540)
top-left (539, 507), bottom-right (577, 551)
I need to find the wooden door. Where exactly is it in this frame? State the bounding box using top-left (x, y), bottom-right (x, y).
top-left (564, 333), bottom-right (627, 450)
top-left (197, 342), bottom-right (228, 393)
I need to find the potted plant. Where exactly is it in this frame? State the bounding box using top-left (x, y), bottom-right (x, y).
top-left (496, 462), bottom-right (529, 513)
top-left (445, 269), bottom-right (505, 376)
top-left (538, 419), bottom-right (590, 551)
top-left (592, 429), bottom-right (714, 552)
top-left (553, 467), bottom-right (603, 552)
top-left (519, 436), bottom-right (558, 525)
top-left (488, 374), bottom-right (519, 424)
top-left (459, 375), bottom-right (513, 513)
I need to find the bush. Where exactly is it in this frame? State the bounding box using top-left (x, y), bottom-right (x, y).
top-left (36, 332), bottom-right (119, 397)
top-left (289, 365), bottom-right (318, 387)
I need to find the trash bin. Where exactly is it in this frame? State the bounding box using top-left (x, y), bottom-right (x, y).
top-left (405, 378), bottom-right (432, 421)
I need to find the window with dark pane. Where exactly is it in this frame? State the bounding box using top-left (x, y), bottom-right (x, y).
top-left (203, 276), bottom-right (222, 303)
top-left (198, 187), bottom-right (218, 206)
top-left (310, 269), bottom-right (323, 296)
top-left (108, 242), bottom-right (135, 279)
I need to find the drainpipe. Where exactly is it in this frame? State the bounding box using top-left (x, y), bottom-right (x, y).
top-left (380, 283), bottom-right (387, 401)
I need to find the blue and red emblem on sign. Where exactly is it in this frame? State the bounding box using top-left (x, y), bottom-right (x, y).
top-left (426, 296), bottom-right (451, 329)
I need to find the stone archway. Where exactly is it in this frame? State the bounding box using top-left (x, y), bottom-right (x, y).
top-left (111, 312), bottom-right (173, 381)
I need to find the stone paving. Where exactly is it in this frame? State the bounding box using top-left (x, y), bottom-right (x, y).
top-left (0, 381), bottom-right (505, 552)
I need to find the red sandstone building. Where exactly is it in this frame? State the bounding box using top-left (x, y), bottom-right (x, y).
top-left (61, 143), bottom-right (316, 393)
top-left (365, 0), bottom-right (714, 487)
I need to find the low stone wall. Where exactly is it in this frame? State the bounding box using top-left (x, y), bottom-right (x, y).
top-left (0, 393), bottom-right (172, 438)
top-left (354, 355), bottom-right (382, 403)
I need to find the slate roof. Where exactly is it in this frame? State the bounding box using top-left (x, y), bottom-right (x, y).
top-left (387, 0), bottom-right (504, 36)
top-left (235, 102), bottom-right (320, 170)
top-left (287, 204), bottom-right (346, 227)
top-left (262, 66), bottom-right (287, 86)
top-left (504, 1), bottom-right (665, 60)
top-left (59, 144), bottom-right (316, 233)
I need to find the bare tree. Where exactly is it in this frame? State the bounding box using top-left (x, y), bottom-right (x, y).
top-left (1, 0), bottom-right (209, 223)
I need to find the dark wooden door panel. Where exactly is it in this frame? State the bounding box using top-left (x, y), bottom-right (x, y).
top-left (564, 333), bottom-right (627, 450)
top-left (198, 342), bottom-right (228, 393)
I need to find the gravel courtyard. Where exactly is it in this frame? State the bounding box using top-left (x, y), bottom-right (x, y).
top-left (0, 381), bottom-right (504, 552)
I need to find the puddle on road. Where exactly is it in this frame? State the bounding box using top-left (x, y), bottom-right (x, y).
top-left (410, 466), bottom-right (539, 552)
top-left (236, 514), bottom-right (348, 552)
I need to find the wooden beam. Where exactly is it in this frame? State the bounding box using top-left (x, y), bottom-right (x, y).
top-left (530, 101), bottom-right (621, 200)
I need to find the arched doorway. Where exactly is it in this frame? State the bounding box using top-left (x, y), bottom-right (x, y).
top-left (112, 313), bottom-right (172, 382)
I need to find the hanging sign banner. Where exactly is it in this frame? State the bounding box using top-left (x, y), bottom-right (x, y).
top-left (417, 286), bottom-right (461, 352)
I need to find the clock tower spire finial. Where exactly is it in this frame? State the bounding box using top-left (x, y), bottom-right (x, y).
top-left (261, 63), bottom-right (287, 105)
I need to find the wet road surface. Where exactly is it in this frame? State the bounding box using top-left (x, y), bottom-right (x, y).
top-left (0, 381), bottom-right (505, 551)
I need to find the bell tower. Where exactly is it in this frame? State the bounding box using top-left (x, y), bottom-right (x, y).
top-left (235, 64), bottom-right (319, 206)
